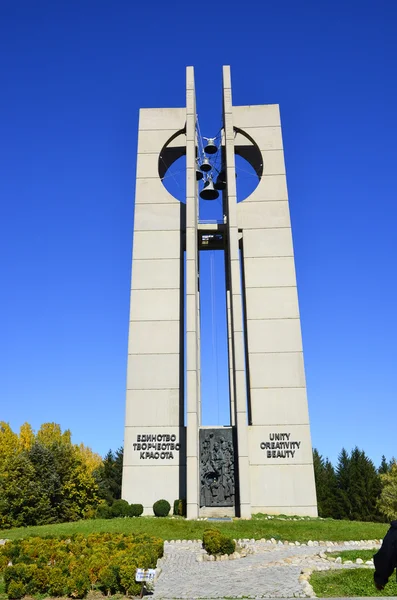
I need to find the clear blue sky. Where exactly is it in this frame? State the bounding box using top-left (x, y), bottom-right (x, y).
top-left (1, 0), bottom-right (396, 468)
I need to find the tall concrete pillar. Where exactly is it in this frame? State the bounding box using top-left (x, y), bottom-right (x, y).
top-left (121, 107), bottom-right (187, 514)
top-left (185, 67), bottom-right (200, 519)
top-left (223, 66), bottom-right (252, 519)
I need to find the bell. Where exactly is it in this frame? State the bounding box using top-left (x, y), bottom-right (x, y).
top-left (196, 168), bottom-right (203, 181)
top-left (200, 177), bottom-right (219, 201)
top-left (199, 157), bottom-right (212, 172)
top-left (204, 137), bottom-right (218, 155)
top-left (214, 171), bottom-right (226, 190)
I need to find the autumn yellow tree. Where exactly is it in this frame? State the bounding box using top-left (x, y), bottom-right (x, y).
top-left (0, 422), bottom-right (104, 528)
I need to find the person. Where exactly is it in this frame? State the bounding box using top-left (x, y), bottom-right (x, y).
top-left (373, 520), bottom-right (397, 590)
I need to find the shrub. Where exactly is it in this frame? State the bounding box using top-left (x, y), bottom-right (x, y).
top-left (153, 499), bottom-right (171, 517)
top-left (173, 498), bottom-right (186, 517)
top-left (128, 503), bottom-right (144, 517)
top-left (0, 533), bottom-right (163, 599)
top-left (202, 528), bottom-right (235, 556)
top-left (96, 503), bottom-right (112, 519)
top-left (6, 580), bottom-right (25, 600)
top-left (110, 499), bottom-right (130, 518)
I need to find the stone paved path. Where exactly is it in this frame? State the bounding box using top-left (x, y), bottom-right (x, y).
top-left (152, 540), bottom-right (379, 599)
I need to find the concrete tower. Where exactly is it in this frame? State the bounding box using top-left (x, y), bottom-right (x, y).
top-left (122, 66), bottom-right (318, 519)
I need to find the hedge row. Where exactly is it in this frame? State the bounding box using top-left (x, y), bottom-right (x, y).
top-left (97, 498), bottom-right (179, 519)
top-left (96, 499), bottom-right (143, 519)
top-left (0, 533), bottom-right (163, 599)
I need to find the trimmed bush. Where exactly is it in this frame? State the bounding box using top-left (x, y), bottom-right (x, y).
top-left (128, 503), bottom-right (144, 517)
top-left (96, 503), bottom-right (112, 519)
top-left (96, 501), bottom-right (143, 519)
top-left (202, 528), bottom-right (235, 556)
top-left (110, 499), bottom-right (130, 518)
top-left (153, 499), bottom-right (171, 517)
top-left (173, 498), bottom-right (186, 517)
top-left (0, 533), bottom-right (163, 599)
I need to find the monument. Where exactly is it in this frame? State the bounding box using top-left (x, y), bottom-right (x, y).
top-left (122, 66), bottom-right (318, 519)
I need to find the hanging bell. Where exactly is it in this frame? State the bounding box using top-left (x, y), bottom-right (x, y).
top-left (196, 167), bottom-right (203, 181)
top-left (199, 157), bottom-right (212, 172)
top-left (200, 177), bottom-right (219, 201)
top-left (214, 171), bottom-right (226, 190)
top-left (204, 137), bottom-right (218, 155)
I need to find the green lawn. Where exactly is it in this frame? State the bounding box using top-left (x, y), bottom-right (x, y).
top-left (327, 549), bottom-right (378, 562)
top-left (0, 516), bottom-right (388, 542)
top-left (310, 568), bottom-right (397, 597)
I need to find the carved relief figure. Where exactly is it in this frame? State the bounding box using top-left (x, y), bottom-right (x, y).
top-left (199, 429), bottom-right (235, 507)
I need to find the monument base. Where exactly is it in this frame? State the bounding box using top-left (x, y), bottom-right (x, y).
top-left (199, 506), bottom-right (235, 518)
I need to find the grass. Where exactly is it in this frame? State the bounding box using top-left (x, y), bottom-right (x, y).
top-left (327, 549), bottom-right (378, 562)
top-left (310, 568), bottom-right (397, 596)
top-left (0, 516), bottom-right (388, 543)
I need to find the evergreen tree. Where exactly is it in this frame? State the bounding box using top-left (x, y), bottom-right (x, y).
top-left (28, 441), bottom-right (61, 523)
top-left (335, 448), bottom-right (352, 519)
top-left (321, 459), bottom-right (339, 518)
top-left (348, 447), bottom-right (382, 521)
top-left (95, 448), bottom-right (123, 504)
top-left (312, 449), bottom-right (339, 518)
top-left (378, 455), bottom-right (390, 475)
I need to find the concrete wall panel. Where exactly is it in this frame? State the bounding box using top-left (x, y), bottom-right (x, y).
top-left (249, 352), bottom-right (306, 389)
top-left (249, 464), bottom-right (317, 513)
top-left (131, 259), bottom-right (180, 290)
top-left (137, 129), bottom-right (185, 154)
top-left (248, 425), bottom-right (313, 465)
top-left (243, 228), bottom-right (294, 258)
top-left (245, 287), bottom-right (300, 320)
top-left (134, 204), bottom-right (182, 231)
top-left (124, 426), bottom-right (185, 466)
top-left (128, 320), bottom-right (179, 355)
top-left (122, 465), bottom-right (186, 514)
top-left (247, 319), bottom-right (302, 353)
top-left (127, 354), bottom-right (180, 390)
top-left (138, 107), bottom-right (186, 131)
top-left (129, 289), bottom-right (180, 321)
top-left (237, 201), bottom-right (291, 230)
top-left (134, 178), bottom-right (178, 204)
top-left (250, 388), bottom-right (310, 426)
top-left (125, 389), bottom-right (180, 426)
top-left (262, 150), bottom-right (286, 175)
top-left (233, 104), bottom-right (281, 127)
top-left (244, 257), bottom-right (297, 288)
top-left (235, 127), bottom-right (283, 151)
top-left (244, 175), bottom-right (288, 202)
top-left (132, 231), bottom-right (181, 260)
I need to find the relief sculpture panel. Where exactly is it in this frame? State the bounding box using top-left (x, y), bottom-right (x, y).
top-left (199, 428), bottom-right (235, 507)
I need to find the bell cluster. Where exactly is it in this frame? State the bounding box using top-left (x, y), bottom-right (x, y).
top-left (196, 134), bottom-right (226, 201)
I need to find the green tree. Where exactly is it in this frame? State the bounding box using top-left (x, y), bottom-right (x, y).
top-left (335, 448), bottom-right (352, 519)
top-left (0, 422), bottom-right (103, 527)
top-left (27, 441), bottom-right (61, 523)
top-left (0, 452), bottom-right (51, 528)
top-left (378, 455), bottom-right (390, 475)
top-left (378, 461), bottom-right (397, 521)
top-left (95, 448), bottom-right (123, 504)
top-left (312, 449), bottom-right (338, 518)
top-left (348, 447), bottom-right (382, 521)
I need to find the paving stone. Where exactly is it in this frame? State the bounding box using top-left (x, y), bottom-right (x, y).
top-left (152, 539), bottom-right (380, 599)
